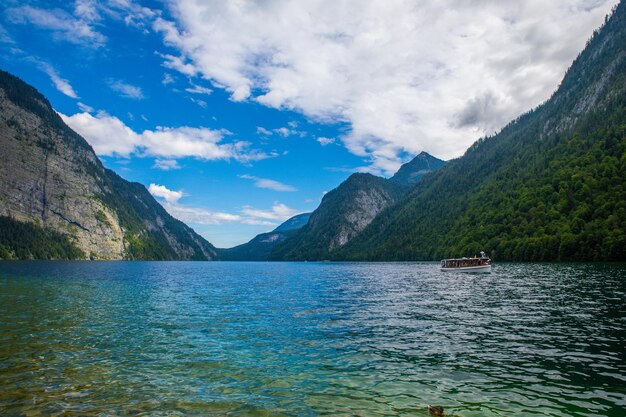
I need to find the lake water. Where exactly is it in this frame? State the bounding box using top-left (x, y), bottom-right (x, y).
top-left (0, 262), bottom-right (624, 416)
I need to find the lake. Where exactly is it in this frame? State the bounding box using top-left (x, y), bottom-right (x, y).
top-left (0, 261), bottom-right (624, 416)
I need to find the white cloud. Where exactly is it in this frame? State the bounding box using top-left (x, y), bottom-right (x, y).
top-left (109, 0), bottom-right (158, 29)
top-left (77, 102), bottom-right (94, 112)
top-left (190, 97), bottom-right (207, 108)
top-left (156, 52), bottom-right (198, 76)
top-left (148, 183), bottom-right (184, 204)
top-left (61, 111), bottom-right (138, 156)
top-left (0, 23), bottom-right (14, 44)
top-left (146, 184), bottom-right (243, 225)
top-left (256, 126), bottom-right (272, 135)
top-left (7, 0), bottom-right (158, 47)
top-left (60, 111), bottom-right (272, 162)
top-left (156, 0), bottom-right (617, 174)
top-left (185, 83), bottom-right (212, 95)
top-left (108, 79), bottom-right (144, 99)
top-left (274, 127), bottom-right (292, 137)
top-left (74, 0), bottom-right (100, 22)
top-left (317, 136), bottom-right (335, 146)
top-left (241, 203), bottom-right (301, 222)
top-left (162, 73), bottom-right (175, 85)
top-left (8, 5), bottom-right (106, 47)
top-left (40, 63), bottom-right (78, 98)
top-left (153, 159), bottom-right (180, 170)
top-left (158, 199), bottom-right (299, 228)
top-left (162, 203), bottom-right (243, 225)
top-left (255, 125), bottom-right (304, 138)
top-left (141, 179), bottom-right (302, 237)
top-left (239, 174), bottom-right (296, 192)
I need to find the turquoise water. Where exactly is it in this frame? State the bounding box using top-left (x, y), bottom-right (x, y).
top-left (0, 262), bottom-right (624, 416)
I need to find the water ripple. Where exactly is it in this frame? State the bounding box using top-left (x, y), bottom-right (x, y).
top-left (0, 261), bottom-right (624, 416)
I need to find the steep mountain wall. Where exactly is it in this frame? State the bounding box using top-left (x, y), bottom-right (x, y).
top-left (270, 173), bottom-right (406, 260)
top-left (0, 70), bottom-right (217, 260)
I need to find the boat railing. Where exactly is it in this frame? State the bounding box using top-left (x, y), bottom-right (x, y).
top-left (441, 256), bottom-right (491, 268)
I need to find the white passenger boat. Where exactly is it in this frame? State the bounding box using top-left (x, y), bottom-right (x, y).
top-left (441, 251), bottom-right (492, 273)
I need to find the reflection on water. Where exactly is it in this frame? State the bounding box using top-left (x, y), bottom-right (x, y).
top-left (0, 261), bottom-right (625, 416)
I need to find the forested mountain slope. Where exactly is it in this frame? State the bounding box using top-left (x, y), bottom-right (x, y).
top-left (218, 213), bottom-right (311, 261)
top-left (336, 3), bottom-right (626, 262)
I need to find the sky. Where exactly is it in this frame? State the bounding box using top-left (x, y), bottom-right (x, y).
top-left (0, 0), bottom-right (618, 247)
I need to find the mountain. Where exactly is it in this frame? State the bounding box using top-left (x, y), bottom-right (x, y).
top-left (266, 152), bottom-right (446, 262)
top-left (269, 173), bottom-right (407, 260)
top-left (391, 152), bottom-right (446, 185)
top-left (217, 213), bottom-right (311, 261)
top-left (273, 212), bottom-right (311, 232)
top-left (336, 3), bottom-right (626, 262)
top-left (0, 69), bottom-right (217, 260)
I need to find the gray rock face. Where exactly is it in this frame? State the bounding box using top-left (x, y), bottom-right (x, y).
top-left (0, 89), bottom-right (126, 259)
top-left (270, 173), bottom-right (406, 260)
top-left (330, 187), bottom-right (398, 250)
top-left (0, 71), bottom-right (217, 260)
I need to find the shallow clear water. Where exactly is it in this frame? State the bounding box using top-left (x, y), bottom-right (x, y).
top-left (0, 261), bottom-right (624, 416)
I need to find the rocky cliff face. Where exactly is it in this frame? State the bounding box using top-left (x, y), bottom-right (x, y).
top-left (0, 70), bottom-right (216, 260)
top-left (314, 180), bottom-right (399, 251)
top-left (270, 173), bottom-right (405, 260)
top-left (267, 150), bottom-right (446, 261)
top-left (0, 87), bottom-right (126, 259)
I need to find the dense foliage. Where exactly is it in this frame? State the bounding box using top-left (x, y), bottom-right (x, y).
top-left (0, 216), bottom-right (84, 260)
top-left (102, 169), bottom-right (216, 260)
top-left (336, 3), bottom-right (626, 262)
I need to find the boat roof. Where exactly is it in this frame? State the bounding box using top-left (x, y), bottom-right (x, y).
top-left (442, 256), bottom-right (490, 261)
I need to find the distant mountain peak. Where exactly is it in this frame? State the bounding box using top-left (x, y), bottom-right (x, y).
top-left (217, 212), bottom-right (311, 261)
top-left (390, 152), bottom-right (445, 185)
top-left (336, 3), bottom-right (626, 261)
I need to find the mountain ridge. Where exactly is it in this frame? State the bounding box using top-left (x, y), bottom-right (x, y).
top-left (264, 150), bottom-right (446, 261)
top-left (269, 173), bottom-right (407, 260)
top-left (334, 2), bottom-right (626, 261)
top-left (0, 69), bottom-right (217, 260)
top-left (217, 212), bottom-right (311, 261)
top-left (391, 151), bottom-right (446, 185)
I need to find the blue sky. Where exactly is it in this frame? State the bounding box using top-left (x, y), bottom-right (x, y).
top-left (0, 0), bottom-right (617, 247)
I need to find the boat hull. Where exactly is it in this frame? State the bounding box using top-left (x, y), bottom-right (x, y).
top-left (441, 264), bottom-right (491, 273)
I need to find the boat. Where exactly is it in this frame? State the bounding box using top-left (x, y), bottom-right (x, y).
top-left (440, 251), bottom-right (492, 273)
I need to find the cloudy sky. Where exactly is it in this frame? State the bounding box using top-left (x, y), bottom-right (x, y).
top-left (0, 0), bottom-right (618, 247)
